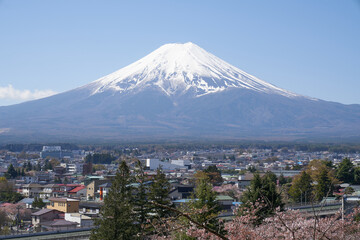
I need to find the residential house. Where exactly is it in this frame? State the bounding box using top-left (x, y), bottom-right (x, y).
top-left (58, 184), bottom-right (82, 196)
top-left (68, 185), bottom-right (86, 199)
top-left (31, 208), bottom-right (64, 227)
top-left (40, 220), bottom-right (78, 231)
top-left (169, 184), bottom-right (194, 200)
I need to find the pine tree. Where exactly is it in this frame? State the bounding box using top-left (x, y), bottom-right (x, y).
top-left (148, 167), bottom-right (172, 219)
top-left (278, 173), bottom-right (288, 185)
top-left (145, 166), bottom-right (173, 237)
top-left (6, 164), bottom-right (17, 179)
top-left (133, 160), bottom-right (151, 237)
top-left (288, 171), bottom-right (313, 203)
top-left (185, 173), bottom-right (224, 235)
top-left (91, 161), bottom-right (138, 240)
top-left (33, 197), bottom-right (46, 209)
top-left (203, 165), bottom-right (223, 185)
top-left (336, 158), bottom-right (354, 184)
top-left (354, 167), bottom-right (360, 184)
top-left (314, 167), bottom-right (333, 201)
top-left (240, 172), bottom-right (284, 225)
top-left (32, 197), bottom-right (39, 208)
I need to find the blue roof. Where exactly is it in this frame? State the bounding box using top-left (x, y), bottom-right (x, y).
top-left (172, 199), bottom-right (192, 203)
top-left (19, 198), bottom-right (34, 204)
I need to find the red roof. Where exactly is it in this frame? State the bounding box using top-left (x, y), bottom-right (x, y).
top-left (68, 185), bottom-right (85, 193)
top-left (66, 184), bottom-right (82, 187)
top-left (58, 184), bottom-right (81, 187)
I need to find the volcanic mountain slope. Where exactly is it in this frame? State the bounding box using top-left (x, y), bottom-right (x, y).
top-left (1, 42), bottom-right (360, 142)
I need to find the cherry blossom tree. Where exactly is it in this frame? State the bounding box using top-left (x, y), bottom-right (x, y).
top-left (151, 200), bottom-right (360, 240)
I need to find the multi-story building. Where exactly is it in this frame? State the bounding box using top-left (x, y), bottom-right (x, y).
top-left (146, 158), bottom-right (189, 170)
top-left (40, 146), bottom-right (62, 159)
top-left (86, 180), bottom-right (111, 200)
top-left (60, 162), bottom-right (84, 175)
top-left (36, 171), bottom-right (54, 183)
top-left (40, 184), bottom-right (61, 198)
top-left (47, 197), bottom-right (80, 213)
top-left (21, 183), bottom-right (42, 198)
top-left (40, 146), bottom-right (73, 159)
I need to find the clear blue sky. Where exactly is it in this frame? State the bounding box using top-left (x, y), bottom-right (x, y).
top-left (0, 0), bottom-right (359, 106)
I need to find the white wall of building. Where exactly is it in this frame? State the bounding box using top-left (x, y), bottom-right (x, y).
top-left (65, 213), bottom-right (93, 227)
top-left (146, 159), bottom-right (189, 170)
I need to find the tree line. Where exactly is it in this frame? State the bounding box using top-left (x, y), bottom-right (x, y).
top-left (288, 158), bottom-right (360, 203)
top-left (91, 161), bottom-right (225, 239)
top-left (92, 159), bottom-right (360, 239)
top-left (85, 153), bottom-right (116, 164)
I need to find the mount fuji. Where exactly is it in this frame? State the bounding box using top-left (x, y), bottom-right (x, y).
top-left (1, 42), bottom-right (360, 142)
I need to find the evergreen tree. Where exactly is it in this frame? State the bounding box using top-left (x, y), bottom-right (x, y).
top-left (314, 167), bottom-right (334, 201)
top-left (248, 165), bottom-right (257, 173)
top-left (278, 174), bottom-right (288, 186)
top-left (203, 165), bottom-right (223, 185)
top-left (91, 161), bottom-right (138, 240)
top-left (0, 177), bottom-right (23, 203)
top-left (354, 167), bottom-right (360, 184)
top-left (44, 159), bottom-right (52, 170)
top-left (185, 173), bottom-right (224, 235)
top-left (240, 172), bottom-right (284, 225)
top-left (148, 167), bottom-right (172, 219)
top-left (32, 197), bottom-right (46, 209)
top-left (6, 164), bottom-right (17, 179)
top-left (336, 158), bottom-right (354, 184)
top-left (25, 161), bottom-right (32, 172)
top-left (133, 160), bottom-right (151, 237)
top-left (265, 171), bottom-right (277, 184)
top-left (143, 166), bottom-right (173, 238)
top-left (288, 171), bottom-right (313, 203)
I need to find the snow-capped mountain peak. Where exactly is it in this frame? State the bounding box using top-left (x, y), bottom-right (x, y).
top-left (88, 42), bottom-right (299, 98)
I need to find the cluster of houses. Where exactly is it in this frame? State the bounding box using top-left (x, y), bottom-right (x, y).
top-left (2, 145), bottom-right (360, 234)
top-left (31, 197), bottom-right (93, 231)
top-left (1, 169), bottom-right (244, 233)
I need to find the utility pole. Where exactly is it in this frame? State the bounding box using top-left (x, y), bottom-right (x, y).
top-left (342, 194), bottom-right (346, 221)
top-left (16, 205), bottom-right (21, 235)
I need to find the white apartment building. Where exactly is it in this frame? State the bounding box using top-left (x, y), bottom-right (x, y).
top-left (60, 162), bottom-right (84, 174)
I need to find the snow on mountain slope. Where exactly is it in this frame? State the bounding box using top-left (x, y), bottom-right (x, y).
top-left (86, 42), bottom-right (302, 98)
top-left (1, 42), bottom-right (360, 142)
